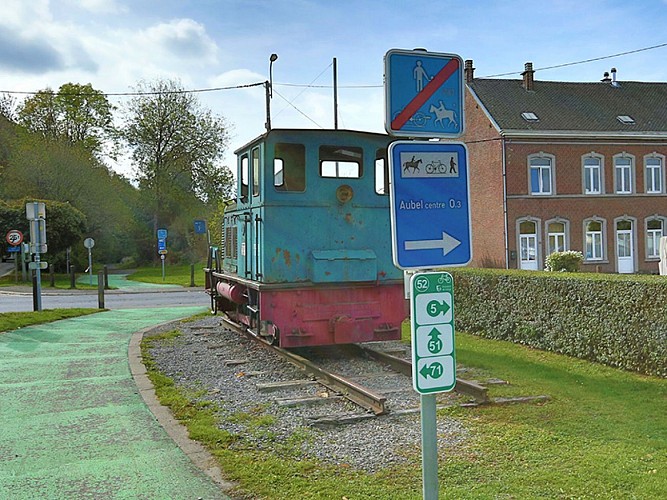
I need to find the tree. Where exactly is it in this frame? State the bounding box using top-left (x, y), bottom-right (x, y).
top-left (121, 79), bottom-right (232, 229)
top-left (17, 83), bottom-right (115, 157)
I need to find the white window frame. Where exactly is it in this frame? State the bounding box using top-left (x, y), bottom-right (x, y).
top-left (613, 153), bottom-right (635, 195)
top-left (545, 218), bottom-right (569, 255)
top-left (644, 153), bottom-right (665, 194)
top-left (582, 153), bottom-right (603, 195)
top-left (645, 216), bottom-right (666, 260)
top-left (584, 217), bottom-right (606, 262)
top-left (528, 153), bottom-right (555, 196)
top-left (516, 217), bottom-right (541, 270)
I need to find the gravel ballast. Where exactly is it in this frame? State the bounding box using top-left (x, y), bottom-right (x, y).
top-left (144, 315), bottom-right (469, 474)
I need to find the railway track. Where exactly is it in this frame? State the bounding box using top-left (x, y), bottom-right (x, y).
top-left (222, 316), bottom-right (489, 420)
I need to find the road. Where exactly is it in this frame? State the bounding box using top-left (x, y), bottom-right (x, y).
top-left (0, 264), bottom-right (210, 313)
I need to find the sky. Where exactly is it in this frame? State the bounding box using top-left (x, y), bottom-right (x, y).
top-left (3, 0), bottom-right (667, 177)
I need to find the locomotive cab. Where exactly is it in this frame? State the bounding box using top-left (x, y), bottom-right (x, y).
top-left (206, 129), bottom-right (407, 347)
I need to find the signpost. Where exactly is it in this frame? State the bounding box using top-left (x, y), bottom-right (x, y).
top-left (385, 48), bottom-right (468, 500)
top-left (26, 202), bottom-right (47, 311)
top-left (389, 141), bottom-right (471, 270)
top-left (385, 49), bottom-right (464, 138)
top-left (84, 237), bottom-right (95, 285)
top-left (157, 229), bottom-right (168, 281)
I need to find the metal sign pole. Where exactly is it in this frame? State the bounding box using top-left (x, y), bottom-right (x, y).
top-left (421, 394), bottom-right (439, 499)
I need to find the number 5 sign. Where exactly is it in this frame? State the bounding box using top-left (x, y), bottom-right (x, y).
top-left (6, 230), bottom-right (24, 246)
top-left (410, 271), bottom-right (456, 394)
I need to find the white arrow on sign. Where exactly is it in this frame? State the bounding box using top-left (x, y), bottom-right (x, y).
top-left (404, 231), bottom-right (461, 256)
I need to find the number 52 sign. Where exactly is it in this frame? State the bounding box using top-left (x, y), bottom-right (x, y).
top-left (410, 271), bottom-right (456, 394)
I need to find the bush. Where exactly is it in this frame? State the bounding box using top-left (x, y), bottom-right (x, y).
top-left (450, 268), bottom-right (667, 377)
top-left (545, 250), bottom-right (584, 272)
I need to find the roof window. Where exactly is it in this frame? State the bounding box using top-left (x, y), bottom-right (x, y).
top-left (521, 112), bottom-right (539, 122)
top-left (617, 115), bottom-right (635, 125)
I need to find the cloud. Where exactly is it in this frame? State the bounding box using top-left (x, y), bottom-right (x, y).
top-left (0, 25), bottom-right (65, 73)
top-left (73, 0), bottom-right (127, 14)
top-left (142, 19), bottom-right (218, 64)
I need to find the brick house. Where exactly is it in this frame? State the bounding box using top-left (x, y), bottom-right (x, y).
top-left (461, 61), bottom-right (667, 273)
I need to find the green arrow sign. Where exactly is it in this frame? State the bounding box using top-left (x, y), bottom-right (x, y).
top-left (411, 272), bottom-right (456, 394)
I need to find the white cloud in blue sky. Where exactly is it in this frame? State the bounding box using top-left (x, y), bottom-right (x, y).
top-left (2, 0), bottom-right (667, 174)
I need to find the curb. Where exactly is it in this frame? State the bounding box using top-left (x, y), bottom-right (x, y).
top-left (128, 321), bottom-right (236, 495)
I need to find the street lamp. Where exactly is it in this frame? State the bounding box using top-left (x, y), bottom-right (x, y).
top-left (265, 53), bottom-right (278, 131)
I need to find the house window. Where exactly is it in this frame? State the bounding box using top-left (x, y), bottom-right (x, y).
top-left (585, 219), bottom-right (604, 261)
top-left (529, 155), bottom-right (553, 195)
top-left (583, 156), bottom-right (602, 194)
top-left (547, 220), bottom-right (568, 255)
top-left (646, 218), bottom-right (665, 259)
top-left (614, 154), bottom-right (633, 194)
top-left (645, 155), bottom-right (664, 194)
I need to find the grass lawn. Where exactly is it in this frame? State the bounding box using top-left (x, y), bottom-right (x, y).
top-left (142, 323), bottom-right (667, 499)
top-left (0, 309), bottom-right (100, 332)
top-left (127, 262), bottom-right (206, 287)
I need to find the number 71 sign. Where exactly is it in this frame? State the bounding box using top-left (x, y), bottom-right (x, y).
top-left (410, 271), bottom-right (456, 394)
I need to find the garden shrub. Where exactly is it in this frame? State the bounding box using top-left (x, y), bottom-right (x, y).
top-left (545, 250), bottom-right (584, 272)
top-left (450, 268), bottom-right (667, 377)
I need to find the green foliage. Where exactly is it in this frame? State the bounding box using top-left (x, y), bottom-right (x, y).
top-left (450, 268), bottom-right (667, 377)
top-left (17, 83), bottom-right (115, 157)
top-left (127, 261), bottom-right (206, 287)
top-left (545, 250), bottom-right (584, 272)
top-left (0, 198), bottom-right (86, 267)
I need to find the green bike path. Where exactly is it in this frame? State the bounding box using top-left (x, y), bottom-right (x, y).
top-left (0, 307), bottom-right (230, 499)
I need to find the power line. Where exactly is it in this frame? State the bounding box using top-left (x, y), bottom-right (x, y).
top-left (482, 42), bottom-right (667, 78)
top-left (2, 41), bottom-right (667, 97)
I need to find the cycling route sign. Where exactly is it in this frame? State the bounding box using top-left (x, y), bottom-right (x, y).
top-left (410, 271), bottom-right (456, 395)
top-left (384, 48), bottom-right (464, 138)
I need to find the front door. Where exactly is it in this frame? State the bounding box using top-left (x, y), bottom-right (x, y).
top-left (616, 221), bottom-right (634, 274)
top-left (519, 220), bottom-right (539, 270)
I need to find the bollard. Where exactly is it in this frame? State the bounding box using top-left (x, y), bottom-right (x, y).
top-left (69, 265), bottom-right (76, 289)
top-left (98, 271), bottom-right (105, 309)
top-left (32, 273), bottom-right (38, 312)
top-left (190, 264), bottom-right (196, 287)
top-left (49, 266), bottom-right (55, 287)
top-left (103, 265), bottom-right (109, 290)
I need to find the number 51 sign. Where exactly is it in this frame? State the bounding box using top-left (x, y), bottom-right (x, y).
top-left (410, 271), bottom-right (456, 394)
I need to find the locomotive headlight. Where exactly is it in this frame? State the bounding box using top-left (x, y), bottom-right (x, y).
top-left (336, 184), bottom-right (354, 204)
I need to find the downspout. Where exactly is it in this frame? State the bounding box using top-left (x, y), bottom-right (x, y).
top-left (502, 136), bottom-right (509, 269)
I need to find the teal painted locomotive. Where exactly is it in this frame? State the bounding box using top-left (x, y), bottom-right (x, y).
top-left (205, 128), bottom-right (407, 347)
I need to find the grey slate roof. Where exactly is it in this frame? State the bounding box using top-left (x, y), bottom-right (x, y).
top-left (468, 78), bottom-right (667, 134)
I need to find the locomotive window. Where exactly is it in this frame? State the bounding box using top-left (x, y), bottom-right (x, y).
top-left (252, 147), bottom-right (260, 197)
top-left (375, 148), bottom-right (389, 195)
top-left (274, 143), bottom-right (305, 191)
top-left (319, 145), bottom-right (362, 178)
top-left (240, 154), bottom-right (249, 201)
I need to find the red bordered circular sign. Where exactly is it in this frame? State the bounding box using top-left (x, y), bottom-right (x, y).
top-left (6, 230), bottom-right (24, 246)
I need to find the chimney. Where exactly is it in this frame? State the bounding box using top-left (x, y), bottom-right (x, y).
top-left (522, 62), bottom-right (535, 91)
top-left (611, 67), bottom-right (620, 87)
top-left (601, 71), bottom-right (611, 83)
top-left (464, 59), bottom-right (475, 83)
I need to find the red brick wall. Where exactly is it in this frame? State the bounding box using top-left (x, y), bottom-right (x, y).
top-left (461, 89), bottom-right (507, 268)
top-left (503, 139), bottom-right (667, 273)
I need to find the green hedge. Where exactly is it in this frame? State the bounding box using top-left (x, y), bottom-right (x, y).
top-left (450, 268), bottom-right (667, 377)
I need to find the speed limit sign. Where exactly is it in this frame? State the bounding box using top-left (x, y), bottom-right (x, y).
top-left (5, 230), bottom-right (23, 246)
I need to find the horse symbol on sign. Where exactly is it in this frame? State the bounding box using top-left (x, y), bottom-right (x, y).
top-left (430, 100), bottom-right (458, 128)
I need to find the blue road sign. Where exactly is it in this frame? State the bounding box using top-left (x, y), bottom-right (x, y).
top-left (385, 49), bottom-right (464, 138)
top-left (157, 238), bottom-right (167, 255)
top-left (194, 220), bottom-right (207, 234)
top-left (157, 228), bottom-right (168, 239)
top-left (389, 141), bottom-right (472, 270)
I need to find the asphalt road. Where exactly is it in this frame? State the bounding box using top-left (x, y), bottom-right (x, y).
top-left (0, 263), bottom-right (210, 312)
